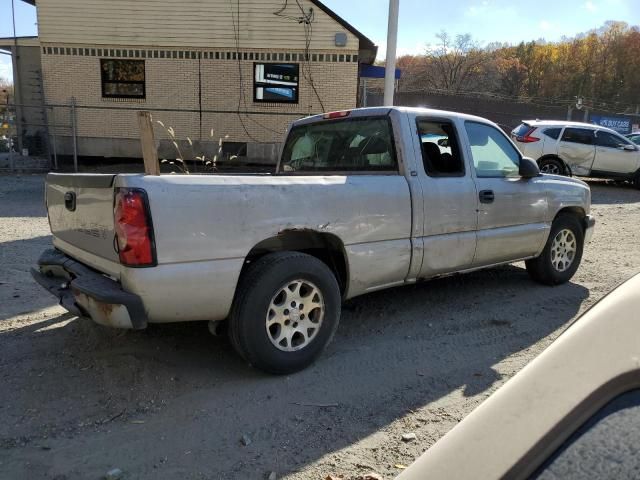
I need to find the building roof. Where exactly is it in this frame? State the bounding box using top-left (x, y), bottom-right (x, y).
top-left (19, 0), bottom-right (378, 61)
top-left (0, 35), bottom-right (40, 50)
top-left (309, 0), bottom-right (377, 56)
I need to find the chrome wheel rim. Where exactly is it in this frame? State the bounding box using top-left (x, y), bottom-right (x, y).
top-left (541, 163), bottom-right (561, 175)
top-left (551, 229), bottom-right (577, 272)
top-left (266, 280), bottom-right (325, 352)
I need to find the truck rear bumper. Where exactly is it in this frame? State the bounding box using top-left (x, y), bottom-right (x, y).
top-left (31, 249), bottom-right (147, 330)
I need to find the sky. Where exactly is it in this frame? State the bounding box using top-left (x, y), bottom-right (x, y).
top-left (1, 0), bottom-right (639, 81)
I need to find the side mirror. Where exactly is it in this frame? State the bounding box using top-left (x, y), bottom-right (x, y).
top-left (623, 144), bottom-right (637, 152)
top-left (520, 157), bottom-right (541, 178)
top-left (437, 138), bottom-right (450, 148)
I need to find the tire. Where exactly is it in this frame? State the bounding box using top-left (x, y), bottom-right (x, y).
top-left (526, 214), bottom-right (584, 286)
top-left (228, 252), bottom-right (341, 375)
top-left (633, 172), bottom-right (640, 190)
top-left (539, 158), bottom-right (566, 176)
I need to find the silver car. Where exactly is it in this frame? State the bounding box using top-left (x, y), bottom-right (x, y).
top-left (512, 120), bottom-right (640, 188)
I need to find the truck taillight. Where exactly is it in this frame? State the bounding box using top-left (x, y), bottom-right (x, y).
top-left (114, 188), bottom-right (156, 267)
top-left (323, 110), bottom-right (351, 119)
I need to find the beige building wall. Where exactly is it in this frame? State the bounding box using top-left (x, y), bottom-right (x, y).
top-left (35, 0), bottom-right (359, 51)
top-left (41, 47), bottom-right (358, 146)
top-left (35, 0), bottom-right (370, 160)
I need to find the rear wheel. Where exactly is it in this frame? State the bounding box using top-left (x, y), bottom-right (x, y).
top-left (539, 158), bottom-right (566, 176)
top-left (526, 214), bottom-right (584, 285)
top-left (228, 252), bottom-right (341, 375)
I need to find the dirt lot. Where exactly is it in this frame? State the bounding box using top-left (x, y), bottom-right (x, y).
top-left (1, 174), bottom-right (639, 480)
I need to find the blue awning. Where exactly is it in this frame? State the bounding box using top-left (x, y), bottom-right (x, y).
top-left (360, 64), bottom-right (401, 79)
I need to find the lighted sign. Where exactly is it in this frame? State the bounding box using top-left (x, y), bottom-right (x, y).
top-left (254, 63), bottom-right (299, 104)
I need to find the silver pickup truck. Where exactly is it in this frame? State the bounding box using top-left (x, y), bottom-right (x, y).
top-left (33, 107), bottom-right (595, 374)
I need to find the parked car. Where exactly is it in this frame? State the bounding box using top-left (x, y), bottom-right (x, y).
top-left (512, 120), bottom-right (640, 188)
top-left (626, 131), bottom-right (640, 145)
top-left (398, 272), bottom-right (640, 480)
top-left (32, 107), bottom-right (594, 374)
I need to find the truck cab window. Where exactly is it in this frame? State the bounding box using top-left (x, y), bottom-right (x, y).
top-left (280, 117), bottom-right (398, 174)
top-left (465, 121), bottom-right (521, 178)
top-left (417, 120), bottom-right (465, 177)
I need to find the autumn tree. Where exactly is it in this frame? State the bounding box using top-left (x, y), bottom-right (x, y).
top-left (395, 22), bottom-right (640, 111)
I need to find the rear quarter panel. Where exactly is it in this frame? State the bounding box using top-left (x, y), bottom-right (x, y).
top-left (117, 174), bottom-right (413, 319)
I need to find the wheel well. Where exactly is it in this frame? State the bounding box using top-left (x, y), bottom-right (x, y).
top-left (538, 155), bottom-right (572, 176)
top-left (555, 207), bottom-right (587, 230)
top-left (244, 231), bottom-right (349, 295)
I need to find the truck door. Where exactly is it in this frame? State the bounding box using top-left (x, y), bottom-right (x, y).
top-left (593, 130), bottom-right (640, 175)
top-left (413, 118), bottom-right (478, 278)
top-left (463, 121), bottom-right (549, 267)
top-left (558, 128), bottom-right (596, 176)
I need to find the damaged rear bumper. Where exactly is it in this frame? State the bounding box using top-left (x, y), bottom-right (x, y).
top-left (31, 249), bottom-right (147, 330)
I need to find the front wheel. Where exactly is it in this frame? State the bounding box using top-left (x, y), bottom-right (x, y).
top-left (228, 252), bottom-right (341, 375)
top-left (526, 214), bottom-right (584, 285)
top-left (539, 158), bottom-right (566, 176)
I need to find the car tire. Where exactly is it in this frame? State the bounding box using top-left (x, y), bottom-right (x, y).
top-left (539, 158), bottom-right (566, 176)
top-left (228, 252), bottom-right (341, 375)
top-left (633, 172), bottom-right (640, 190)
top-left (526, 213), bottom-right (584, 286)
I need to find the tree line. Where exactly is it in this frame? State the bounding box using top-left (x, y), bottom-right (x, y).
top-left (395, 22), bottom-right (640, 113)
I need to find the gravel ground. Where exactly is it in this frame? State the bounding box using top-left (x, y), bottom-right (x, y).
top-left (0, 174), bottom-right (639, 480)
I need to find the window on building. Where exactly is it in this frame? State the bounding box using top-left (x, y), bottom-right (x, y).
top-left (254, 63), bottom-right (299, 104)
top-left (101, 59), bottom-right (146, 99)
top-left (279, 117), bottom-right (398, 173)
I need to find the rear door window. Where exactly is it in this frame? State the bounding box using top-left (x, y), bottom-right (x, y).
top-left (280, 117), bottom-right (397, 174)
top-left (417, 119), bottom-right (465, 177)
top-left (544, 128), bottom-right (562, 140)
top-left (561, 128), bottom-right (595, 145)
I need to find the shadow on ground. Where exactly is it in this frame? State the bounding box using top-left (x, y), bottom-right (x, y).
top-left (0, 235), bottom-right (56, 321)
top-left (0, 264), bottom-right (589, 480)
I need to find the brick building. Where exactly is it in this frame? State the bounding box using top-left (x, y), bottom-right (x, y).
top-left (13, 0), bottom-right (377, 162)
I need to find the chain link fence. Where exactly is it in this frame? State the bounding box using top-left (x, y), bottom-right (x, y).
top-left (2, 100), bottom-right (310, 173)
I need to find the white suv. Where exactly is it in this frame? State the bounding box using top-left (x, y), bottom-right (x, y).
top-left (511, 120), bottom-right (640, 188)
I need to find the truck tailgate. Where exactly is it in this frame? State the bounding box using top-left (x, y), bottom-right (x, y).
top-left (46, 173), bottom-right (120, 268)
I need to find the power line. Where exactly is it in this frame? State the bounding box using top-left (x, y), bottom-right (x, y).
top-left (274, 0), bottom-right (325, 112)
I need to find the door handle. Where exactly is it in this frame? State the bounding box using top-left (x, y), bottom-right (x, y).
top-left (479, 190), bottom-right (495, 204)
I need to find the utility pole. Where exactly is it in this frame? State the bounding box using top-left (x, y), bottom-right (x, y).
top-left (383, 0), bottom-right (400, 106)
